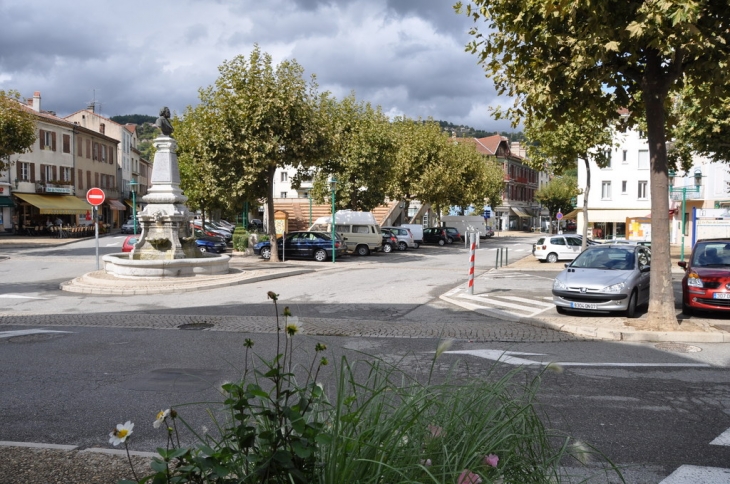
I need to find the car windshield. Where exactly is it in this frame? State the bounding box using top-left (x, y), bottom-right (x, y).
top-left (570, 247), bottom-right (635, 270)
top-left (691, 242), bottom-right (730, 267)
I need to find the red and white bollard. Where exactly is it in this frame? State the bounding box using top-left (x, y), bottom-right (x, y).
top-left (467, 232), bottom-right (476, 295)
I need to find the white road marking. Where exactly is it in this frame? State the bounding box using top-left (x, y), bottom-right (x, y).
top-left (445, 349), bottom-right (711, 368)
top-left (710, 427), bottom-right (730, 446)
top-left (0, 329), bottom-right (71, 339)
top-left (0, 294), bottom-right (48, 300)
top-left (659, 465), bottom-right (730, 483)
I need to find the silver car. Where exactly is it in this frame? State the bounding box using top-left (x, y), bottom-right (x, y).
top-left (552, 244), bottom-right (651, 318)
top-left (381, 226), bottom-right (418, 250)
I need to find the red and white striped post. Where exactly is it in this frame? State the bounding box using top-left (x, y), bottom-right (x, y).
top-left (467, 232), bottom-right (476, 295)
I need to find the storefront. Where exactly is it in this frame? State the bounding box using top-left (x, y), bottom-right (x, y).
top-left (13, 193), bottom-right (92, 233)
top-left (0, 192), bottom-right (15, 233)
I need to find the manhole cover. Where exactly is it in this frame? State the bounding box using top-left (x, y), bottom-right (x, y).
top-left (178, 322), bottom-right (214, 330)
top-left (654, 342), bottom-right (702, 353)
top-left (5, 333), bottom-right (68, 343)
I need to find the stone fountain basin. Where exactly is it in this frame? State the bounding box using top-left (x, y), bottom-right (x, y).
top-left (103, 253), bottom-right (230, 279)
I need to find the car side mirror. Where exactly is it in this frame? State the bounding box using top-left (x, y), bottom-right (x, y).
top-left (678, 261), bottom-right (687, 269)
top-left (640, 265), bottom-right (651, 273)
top-left (564, 263), bottom-right (569, 268)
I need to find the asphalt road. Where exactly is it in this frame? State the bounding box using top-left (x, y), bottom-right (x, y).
top-left (1, 235), bottom-right (729, 483)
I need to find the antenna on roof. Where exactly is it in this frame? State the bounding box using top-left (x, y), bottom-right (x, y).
top-left (87, 88), bottom-right (102, 114)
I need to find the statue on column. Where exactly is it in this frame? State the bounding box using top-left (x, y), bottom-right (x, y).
top-left (155, 106), bottom-right (174, 136)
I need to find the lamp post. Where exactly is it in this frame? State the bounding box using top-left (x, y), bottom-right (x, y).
top-left (129, 179), bottom-right (139, 235)
top-left (669, 169), bottom-right (702, 262)
top-left (328, 175), bottom-right (337, 263)
top-left (308, 193), bottom-right (313, 227)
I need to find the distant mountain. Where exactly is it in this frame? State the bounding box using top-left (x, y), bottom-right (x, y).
top-left (436, 120), bottom-right (524, 142)
top-left (110, 114), bottom-right (156, 125)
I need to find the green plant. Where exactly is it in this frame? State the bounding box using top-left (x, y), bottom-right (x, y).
top-left (232, 231), bottom-right (249, 252)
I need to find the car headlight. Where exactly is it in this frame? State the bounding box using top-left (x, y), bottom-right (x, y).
top-left (602, 282), bottom-right (625, 293)
top-left (553, 279), bottom-right (568, 290)
top-left (687, 272), bottom-right (703, 288)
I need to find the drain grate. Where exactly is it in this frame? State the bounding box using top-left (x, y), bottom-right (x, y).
top-left (178, 322), bottom-right (214, 330)
top-left (654, 342), bottom-right (702, 353)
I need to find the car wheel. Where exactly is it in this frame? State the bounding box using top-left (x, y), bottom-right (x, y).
top-left (199, 246), bottom-right (207, 252)
top-left (547, 252), bottom-right (558, 263)
top-left (682, 299), bottom-right (693, 316)
top-left (438, 239), bottom-right (446, 246)
top-left (556, 306), bottom-right (568, 315)
top-left (398, 241), bottom-right (408, 251)
top-left (447, 237), bottom-right (453, 244)
top-left (314, 249), bottom-right (327, 262)
top-left (356, 245), bottom-right (370, 256)
top-left (625, 290), bottom-right (638, 318)
top-left (413, 242), bottom-right (419, 249)
top-left (261, 247), bottom-right (271, 260)
top-left (382, 243), bottom-right (393, 253)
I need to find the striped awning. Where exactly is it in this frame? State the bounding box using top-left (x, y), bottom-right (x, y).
top-left (511, 207), bottom-right (531, 218)
top-left (107, 199), bottom-right (126, 210)
top-left (14, 193), bottom-right (90, 214)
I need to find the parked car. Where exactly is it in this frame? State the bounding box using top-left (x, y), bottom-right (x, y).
top-left (564, 221), bottom-right (577, 232)
top-left (422, 227), bottom-right (448, 246)
top-left (253, 231), bottom-right (346, 262)
top-left (381, 226), bottom-right (417, 250)
top-left (193, 227), bottom-right (226, 243)
top-left (443, 227), bottom-right (462, 244)
top-left (193, 221), bottom-right (232, 242)
top-left (381, 228), bottom-right (398, 253)
top-left (552, 244), bottom-right (651, 318)
top-left (247, 219), bottom-right (264, 231)
top-left (121, 235), bottom-right (139, 252)
top-left (196, 236), bottom-right (228, 253)
top-left (534, 235), bottom-right (584, 263)
top-left (678, 238), bottom-right (730, 315)
top-left (121, 218), bottom-right (140, 234)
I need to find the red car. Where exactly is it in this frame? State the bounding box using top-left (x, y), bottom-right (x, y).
top-left (122, 235), bottom-right (139, 253)
top-left (678, 238), bottom-right (730, 315)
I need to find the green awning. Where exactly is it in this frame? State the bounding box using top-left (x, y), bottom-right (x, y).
top-left (0, 197), bottom-right (15, 208)
top-left (14, 193), bottom-right (91, 214)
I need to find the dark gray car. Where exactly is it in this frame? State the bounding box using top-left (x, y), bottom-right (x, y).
top-left (552, 244), bottom-right (651, 318)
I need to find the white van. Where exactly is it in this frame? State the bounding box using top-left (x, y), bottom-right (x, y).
top-left (441, 216), bottom-right (489, 239)
top-left (309, 210), bottom-right (382, 256)
top-left (401, 224), bottom-right (424, 245)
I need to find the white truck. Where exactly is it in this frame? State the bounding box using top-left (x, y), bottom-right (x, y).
top-left (441, 215), bottom-right (490, 239)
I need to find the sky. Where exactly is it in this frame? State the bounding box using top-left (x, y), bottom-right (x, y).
top-left (0, 0), bottom-right (514, 132)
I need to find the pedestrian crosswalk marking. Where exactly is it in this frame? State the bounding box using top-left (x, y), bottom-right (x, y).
top-left (499, 295), bottom-right (555, 307)
top-left (0, 294), bottom-right (48, 300)
top-left (0, 329), bottom-right (71, 339)
top-left (659, 465), bottom-right (730, 483)
top-left (710, 427), bottom-right (730, 446)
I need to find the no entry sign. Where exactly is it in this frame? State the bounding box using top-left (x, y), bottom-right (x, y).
top-left (86, 187), bottom-right (105, 206)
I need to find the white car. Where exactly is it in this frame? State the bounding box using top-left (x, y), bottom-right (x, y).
top-left (533, 235), bottom-right (584, 263)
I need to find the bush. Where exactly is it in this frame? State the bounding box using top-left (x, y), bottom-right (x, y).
top-left (232, 231), bottom-right (249, 251)
top-left (112, 294), bottom-right (622, 484)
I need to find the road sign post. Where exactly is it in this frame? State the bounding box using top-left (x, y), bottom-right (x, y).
top-left (86, 188), bottom-right (105, 270)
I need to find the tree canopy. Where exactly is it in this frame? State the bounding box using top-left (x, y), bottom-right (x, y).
top-left (457, 0), bottom-right (730, 329)
top-left (0, 90), bottom-right (36, 171)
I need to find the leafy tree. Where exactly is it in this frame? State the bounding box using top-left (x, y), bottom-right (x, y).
top-left (180, 46), bottom-right (326, 262)
top-left (457, 0), bottom-right (730, 328)
top-left (534, 176), bottom-right (581, 234)
top-left (0, 90), bottom-right (36, 171)
top-left (524, 112), bottom-right (613, 249)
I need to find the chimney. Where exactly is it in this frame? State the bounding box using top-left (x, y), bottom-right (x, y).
top-left (32, 91), bottom-right (41, 112)
top-left (87, 102), bottom-right (95, 113)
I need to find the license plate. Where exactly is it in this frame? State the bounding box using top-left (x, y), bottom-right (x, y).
top-left (713, 293), bottom-right (730, 299)
top-left (571, 302), bottom-right (597, 309)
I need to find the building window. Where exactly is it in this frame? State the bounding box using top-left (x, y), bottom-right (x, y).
top-left (281, 172), bottom-right (288, 182)
top-left (44, 165), bottom-right (53, 183)
top-left (638, 181), bottom-right (648, 199)
top-left (622, 150), bottom-right (627, 163)
top-left (62, 134), bottom-right (71, 154)
top-left (101, 145), bottom-right (107, 162)
top-left (19, 162), bottom-right (30, 181)
top-left (601, 181), bottom-right (612, 200)
top-left (93, 142), bottom-right (99, 161)
top-left (622, 181), bottom-right (627, 194)
top-left (39, 129), bottom-right (56, 151)
top-left (638, 150), bottom-right (649, 169)
top-left (60, 167), bottom-right (71, 183)
top-left (280, 192), bottom-right (288, 198)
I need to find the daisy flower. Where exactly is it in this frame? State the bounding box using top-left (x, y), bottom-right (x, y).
top-left (109, 421), bottom-right (134, 446)
top-left (153, 409), bottom-right (170, 429)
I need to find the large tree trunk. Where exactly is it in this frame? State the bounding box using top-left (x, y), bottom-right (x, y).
top-left (581, 158), bottom-right (590, 252)
top-left (644, 52), bottom-right (678, 329)
top-left (266, 165), bottom-right (279, 262)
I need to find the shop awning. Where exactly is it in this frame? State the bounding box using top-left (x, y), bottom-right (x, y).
top-left (124, 199), bottom-right (134, 208)
top-left (562, 209), bottom-right (580, 220)
top-left (107, 199), bottom-right (126, 210)
top-left (0, 197), bottom-right (15, 208)
top-left (511, 207), bottom-right (531, 218)
top-left (14, 193), bottom-right (91, 214)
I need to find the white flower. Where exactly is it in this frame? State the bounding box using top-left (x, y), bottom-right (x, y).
top-left (109, 421), bottom-right (134, 446)
top-left (285, 317), bottom-right (301, 337)
top-left (153, 409), bottom-right (170, 429)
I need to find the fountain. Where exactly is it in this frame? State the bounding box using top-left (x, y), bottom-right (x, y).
top-left (102, 107), bottom-right (229, 278)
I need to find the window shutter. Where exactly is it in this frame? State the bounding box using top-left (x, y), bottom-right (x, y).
top-left (87, 171), bottom-right (91, 188)
top-left (52, 166), bottom-right (57, 181)
top-left (30, 164), bottom-right (36, 183)
top-left (39, 130), bottom-right (45, 149)
top-left (16, 162), bottom-right (21, 180)
top-left (40, 164), bottom-right (46, 183)
top-left (51, 132), bottom-right (57, 151)
top-left (86, 139), bottom-right (91, 158)
top-left (95, 173), bottom-right (99, 187)
top-left (77, 136), bottom-right (82, 156)
top-left (78, 169), bottom-right (83, 189)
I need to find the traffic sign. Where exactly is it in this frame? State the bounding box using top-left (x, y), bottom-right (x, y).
top-left (556, 211), bottom-right (563, 220)
top-left (86, 187), bottom-right (105, 206)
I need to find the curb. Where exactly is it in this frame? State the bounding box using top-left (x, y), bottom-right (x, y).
top-left (0, 441), bottom-right (157, 458)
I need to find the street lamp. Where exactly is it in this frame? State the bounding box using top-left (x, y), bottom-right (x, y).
top-left (669, 169), bottom-right (702, 262)
top-left (308, 193), bottom-right (313, 228)
top-left (328, 175), bottom-right (337, 263)
top-left (129, 179), bottom-right (139, 235)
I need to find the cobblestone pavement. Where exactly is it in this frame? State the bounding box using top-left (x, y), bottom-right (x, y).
top-left (0, 311), bottom-right (583, 342)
